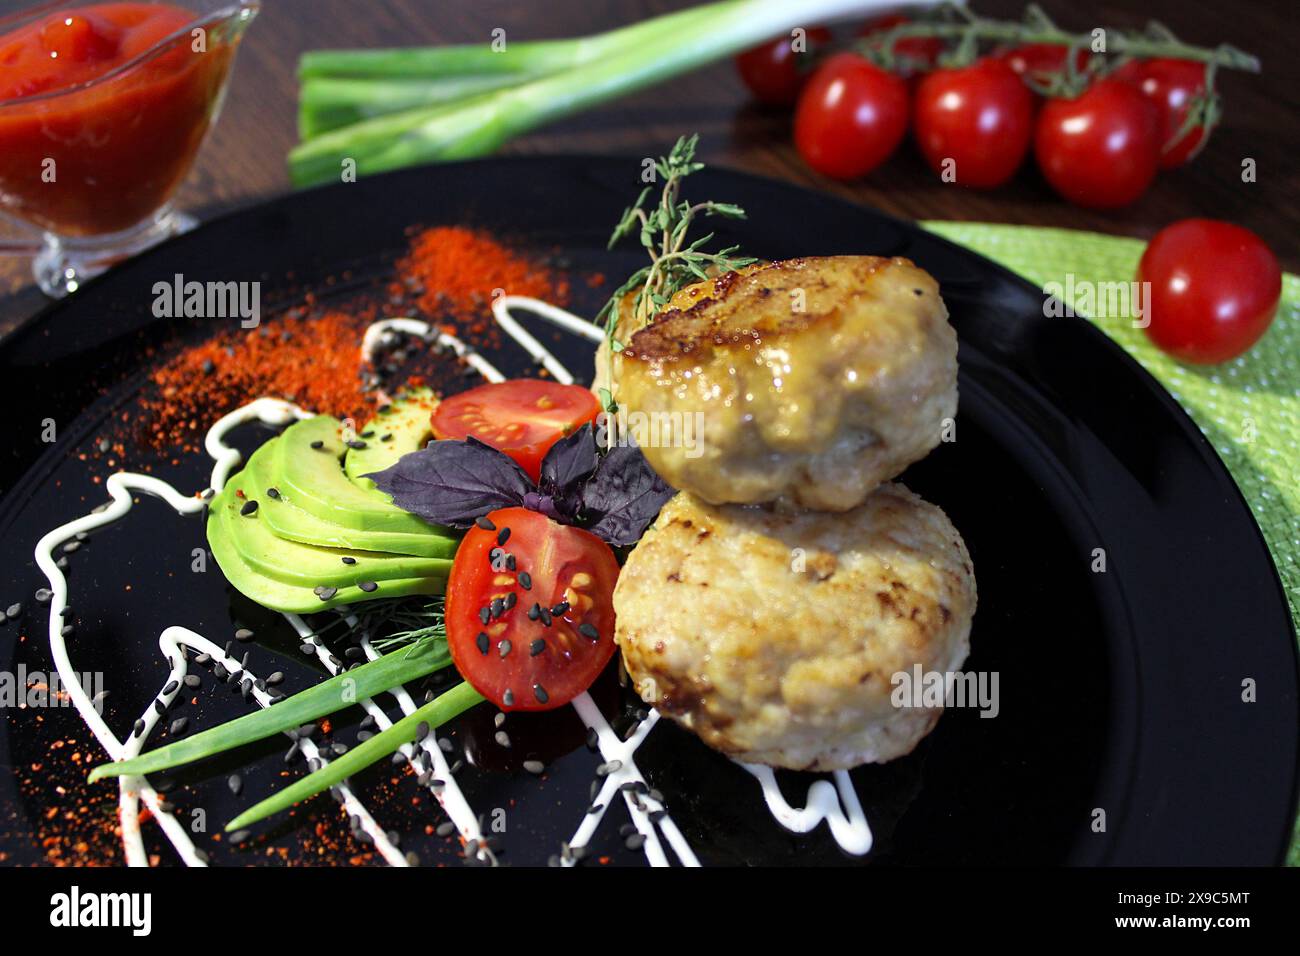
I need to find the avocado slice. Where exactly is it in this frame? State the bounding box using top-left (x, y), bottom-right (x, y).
top-left (345, 387), bottom-right (437, 491)
top-left (208, 478), bottom-right (451, 590)
top-left (271, 415), bottom-right (451, 537)
top-left (206, 486), bottom-right (442, 614)
top-left (241, 440), bottom-right (456, 558)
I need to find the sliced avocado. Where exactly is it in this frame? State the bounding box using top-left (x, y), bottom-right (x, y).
top-left (206, 487), bottom-right (441, 614)
top-left (345, 387), bottom-right (437, 491)
top-left (240, 440), bottom-right (456, 558)
top-left (272, 416), bottom-right (451, 537)
top-left (208, 479), bottom-right (451, 590)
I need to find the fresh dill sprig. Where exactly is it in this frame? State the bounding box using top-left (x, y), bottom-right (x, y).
top-left (314, 597), bottom-right (445, 653)
top-left (594, 134), bottom-right (755, 412)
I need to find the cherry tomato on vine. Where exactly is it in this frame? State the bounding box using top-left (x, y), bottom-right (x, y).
top-left (734, 26), bottom-right (832, 106)
top-left (997, 43), bottom-right (1091, 87)
top-left (1034, 78), bottom-right (1160, 208)
top-left (1116, 58), bottom-right (1212, 168)
top-left (794, 53), bottom-right (909, 180)
top-left (1137, 219), bottom-right (1281, 364)
top-left (858, 14), bottom-right (944, 77)
top-left (445, 507), bottom-right (621, 712)
top-left (913, 58), bottom-right (1034, 188)
top-left (430, 380), bottom-right (601, 482)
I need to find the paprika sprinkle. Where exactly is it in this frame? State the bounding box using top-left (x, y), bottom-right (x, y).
top-left (129, 226), bottom-right (577, 457)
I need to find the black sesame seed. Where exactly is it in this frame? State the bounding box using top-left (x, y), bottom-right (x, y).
top-left (475, 516), bottom-right (496, 531)
top-left (162, 680), bottom-right (179, 695)
top-left (518, 571), bottom-right (532, 590)
top-left (490, 597), bottom-right (504, 619)
top-left (529, 639), bottom-right (546, 657)
top-left (503, 591), bottom-right (517, 611)
top-left (317, 586), bottom-right (338, 601)
top-left (240, 499), bottom-right (258, 516)
top-left (266, 487), bottom-right (281, 500)
top-left (381, 433), bottom-right (394, 442)
top-left (497, 527), bottom-right (510, 545)
top-left (551, 601), bottom-right (570, 616)
top-left (478, 606), bottom-right (491, 625)
top-left (527, 603), bottom-right (540, 621)
top-left (358, 581), bottom-right (378, 593)
top-left (476, 632), bottom-right (489, 655)
top-left (539, 607), bottom-right (552, 627)
top-left (341, 556), bottom-right (357, 565)
top-left (310, 440), bottom-right (325, 450)
top-left (533, 683), bottom-right (549, 704)
top-left (578, 622), bottom-right (599, 640)
top-left (505, 554), bottom-right (516, 571)
top-left (585, 728), bottom-right (599, 751)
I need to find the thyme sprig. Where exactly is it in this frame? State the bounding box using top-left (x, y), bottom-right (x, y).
top-left (594, 134), bottom-right (755, 412)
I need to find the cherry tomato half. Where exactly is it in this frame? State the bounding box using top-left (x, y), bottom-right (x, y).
top-left (735, 26), bottom-right (832, 106)
top-left (1137, 219), bottom-right (1281, 364)
top-left (1116, 58), bottom-right (1211, 169)
top-left (1034, 78), bottom-right (1160, 208)
top-left (445, 507), bottom-right (620, 712)
top-left (430, 380), bottom-right (601, 482)
top-left (794, 53), bottom-right (909, 180)
top-left (913, 58), bottom-right (1034, 188)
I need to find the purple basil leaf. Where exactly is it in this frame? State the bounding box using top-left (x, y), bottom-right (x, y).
top-left (580, 444), bottom-right (675, 546)
top-left (366, 437), bottom-right (533, 527)
top-left (539, 423), bottom-right (598, 496)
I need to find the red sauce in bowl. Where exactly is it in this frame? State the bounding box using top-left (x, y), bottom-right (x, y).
top-left (0, 4), bottom-right (237, 236)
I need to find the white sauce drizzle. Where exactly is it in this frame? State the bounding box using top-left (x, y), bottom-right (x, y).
top-left (33, 295), bottom-right (872, 867)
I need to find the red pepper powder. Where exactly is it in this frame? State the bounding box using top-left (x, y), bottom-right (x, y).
top-left (395, 225), bottom-right (571, 330)
top-left (130, 227), bottom-right (576, 457)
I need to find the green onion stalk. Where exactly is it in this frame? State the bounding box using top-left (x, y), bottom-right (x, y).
top-left (289, 0), bottom-right (942, 185)
top-left (87, 634), bottom-right (454, 783)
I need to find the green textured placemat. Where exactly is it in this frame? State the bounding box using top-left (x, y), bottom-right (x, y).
top-left (923, 221), bottom-right (1300, 864)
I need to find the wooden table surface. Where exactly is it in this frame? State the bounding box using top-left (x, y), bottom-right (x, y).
top-left (1, 0), bottom-right (1296, 332)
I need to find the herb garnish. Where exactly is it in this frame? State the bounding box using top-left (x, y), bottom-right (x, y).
top-left (594, 134), bottom-right (756, 412)
top-left (367, 425), bottom-right (673, 547)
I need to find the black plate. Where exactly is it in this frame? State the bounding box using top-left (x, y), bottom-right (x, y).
top-left (0, 157), bottom-right (1295, 867)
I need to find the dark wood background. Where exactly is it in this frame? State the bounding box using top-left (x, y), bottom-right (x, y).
top-left (1, 0), bottom-right (1296, 332)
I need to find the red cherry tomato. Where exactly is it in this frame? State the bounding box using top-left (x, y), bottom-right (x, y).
top-left (997, 43), bottom-right (1090, 86)
top-left (445, 507), bottom-right (620, 712)
top-left (858, 15), bottom-right (943, 76)
top-left (735, 27), bottom-right (832, 106)
top-left (430, 380), bottom-right (601, 482)
top-left (1137, 219), bottom-right (1281, 364)
top-left (913, 58), bottom-right (1034, 188)
top-left (1116, 58), bottom-right (1211, 168)
top-left (1034, 79), bottom-right (1160, 208)
top-left (794, 53), bottom-right (909, 180)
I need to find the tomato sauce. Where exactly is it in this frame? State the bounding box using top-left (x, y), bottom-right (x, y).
top-left (0, 4), bottom-right (235, 236)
